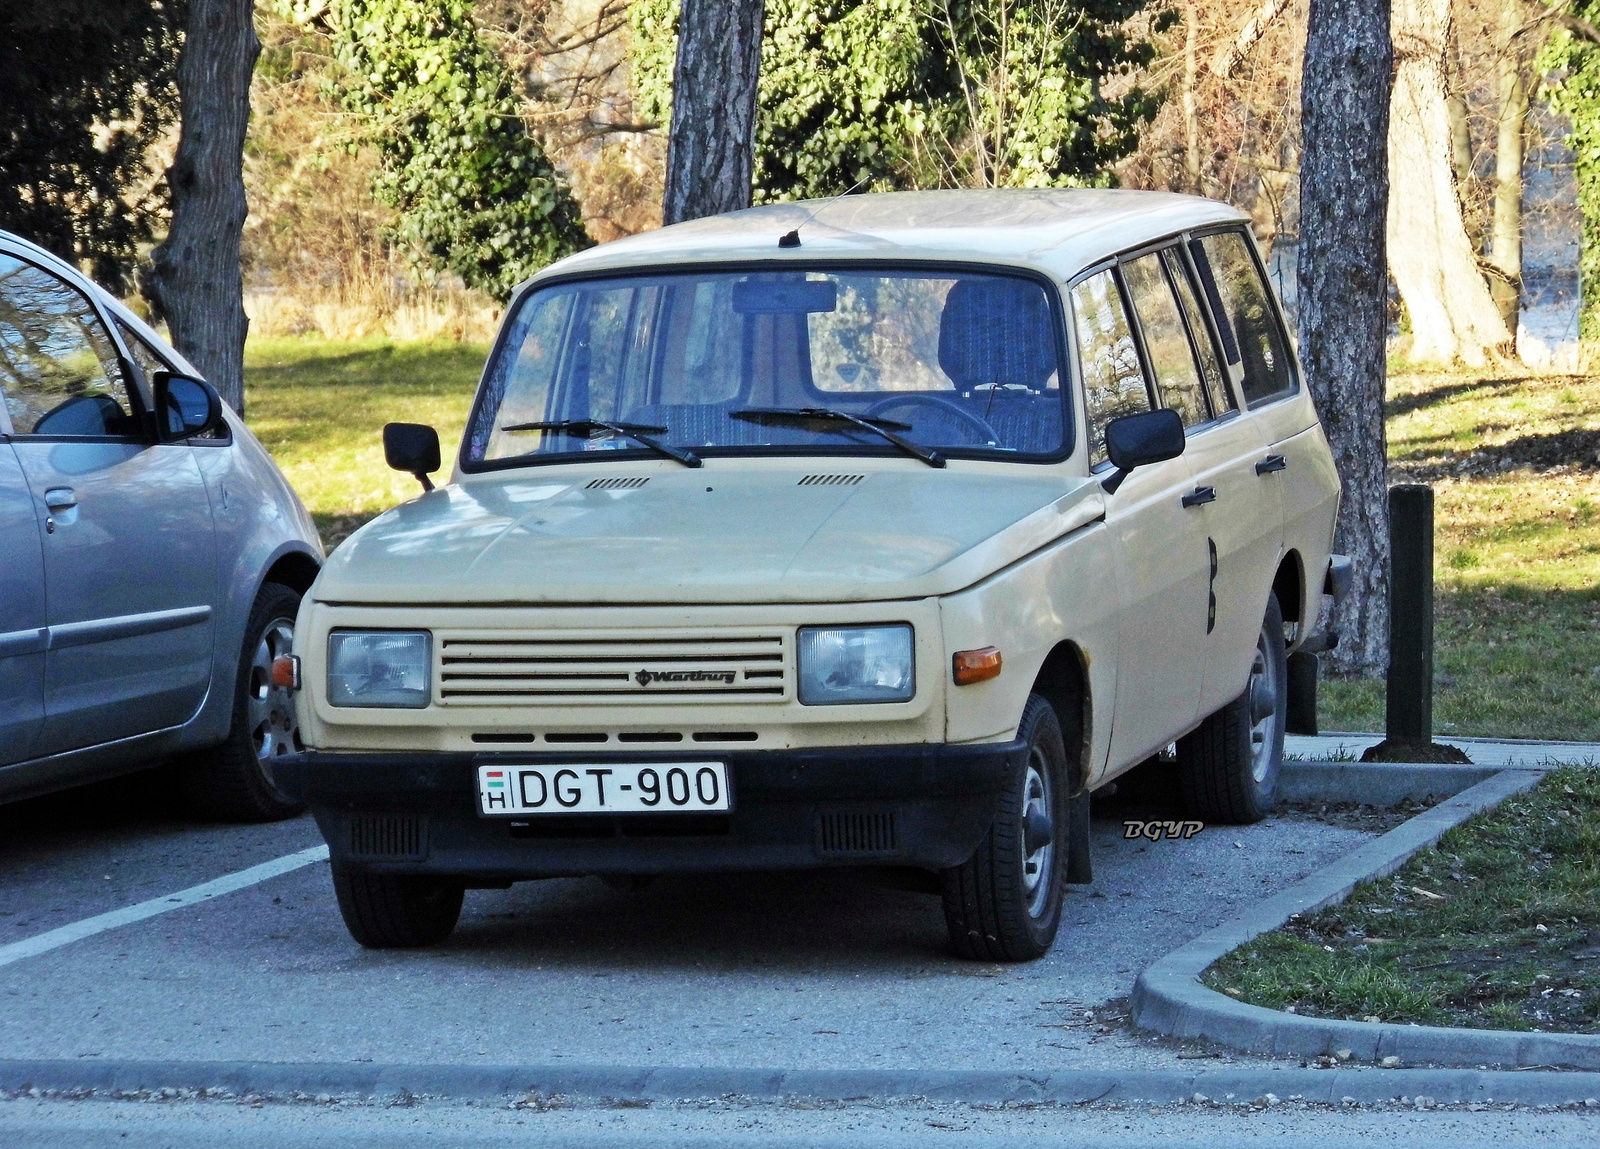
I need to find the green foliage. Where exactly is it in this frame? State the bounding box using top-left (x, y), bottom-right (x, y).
top-left (1539, 18), bottom-right (1600, 338)
top-left (631, 0), bottom-right (1162, 201)
top-left (0, 1), bottom-right (184, 292)
top-left (287, 0), bottom-right (589, 300)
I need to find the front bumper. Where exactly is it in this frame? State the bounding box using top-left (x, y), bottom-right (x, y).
top-left (275, 742), bottom-right (1024, 879)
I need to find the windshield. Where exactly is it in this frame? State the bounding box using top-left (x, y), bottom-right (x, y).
top-left (464, 266), bottom-right (1070, 468)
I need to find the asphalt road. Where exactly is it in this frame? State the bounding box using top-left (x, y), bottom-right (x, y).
top-left (0, 766), bottom-right (1377, 1072)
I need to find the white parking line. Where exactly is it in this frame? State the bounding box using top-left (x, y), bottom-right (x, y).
top-left (0, 844), bottom-right (329, 970)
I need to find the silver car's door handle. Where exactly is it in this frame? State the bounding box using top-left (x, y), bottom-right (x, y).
top-left (43, 487), bottom-right (77, 511)
top-left (1255, 454), bottom-right (1288, 475)
top-left (1182, 486), bottom-right (1217, 508)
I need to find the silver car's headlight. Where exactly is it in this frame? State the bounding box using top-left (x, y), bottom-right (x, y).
top-left (797, 624), bottom-right (914, 705)
top-left (327, 631), bottom-right (431, 708)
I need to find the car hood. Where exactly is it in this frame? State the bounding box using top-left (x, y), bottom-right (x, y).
top-left (314, 466), bottom-right (1106, 605)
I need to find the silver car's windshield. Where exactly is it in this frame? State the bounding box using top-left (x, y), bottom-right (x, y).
top-left (464, 266), bottom-right (1070, 467)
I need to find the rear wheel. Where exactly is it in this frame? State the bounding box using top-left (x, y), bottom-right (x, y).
top-left (179, 582), bottom-right (306, 823)
top-left (941, 693), bottom-right (1067, 962)
top-left (1177, 592), bottom-right (1288, 824)
top-left (332, 866), bottom-right (465, 948)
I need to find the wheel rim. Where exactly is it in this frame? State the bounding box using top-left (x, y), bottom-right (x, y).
top-left (247, 616), bottom-right (300, 795)
top-left (1020, 747), bottom-right (1054, 918)
top-left (1247, 627), bottom-right (1281, 784)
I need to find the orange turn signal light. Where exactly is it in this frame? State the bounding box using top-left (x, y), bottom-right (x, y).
top-left (952, 646), bottom-right (1002, 686)
top-left (271, 654), bottom-right (301, 691)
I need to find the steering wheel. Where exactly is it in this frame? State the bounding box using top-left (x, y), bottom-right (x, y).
top-left (864, 393), bottom-right (1001, 447)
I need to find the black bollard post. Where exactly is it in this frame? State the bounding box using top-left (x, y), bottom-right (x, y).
top-left (1386, 484), bottom-right (1433, 743)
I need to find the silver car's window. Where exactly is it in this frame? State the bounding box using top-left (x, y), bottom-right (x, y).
top-left (467, 268), bottom-right (1068, 465)
top-left (0, 254), bottom-right (138, 438)
top-left (1164, 247), bottom-right (1235, 417)
top-left (1196, 230), bottom-right (1296, 406)
top-left (1071, 270), bottom-right (1150, 468)
top-left (1122, 252), bottom-right (1210, 429)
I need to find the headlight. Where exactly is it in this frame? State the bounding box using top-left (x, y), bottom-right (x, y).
top-left (797, 624), bottom-right (914, 705)
top-left (327, 631), bottom-right (431, 708)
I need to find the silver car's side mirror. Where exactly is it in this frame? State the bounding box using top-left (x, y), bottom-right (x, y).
top-left (152, 371), bottom-right (225, 441)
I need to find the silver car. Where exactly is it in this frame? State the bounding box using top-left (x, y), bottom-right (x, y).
top-left (0, 231), bottom-right (323, 820)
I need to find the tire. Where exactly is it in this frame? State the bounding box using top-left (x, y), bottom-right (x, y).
top-left (179, 582), bottom-right (306, 823)
top-left (1177, 591), bottom-right (1288, 825)
top-left (940, 693), bottom-right (1068, 962)
top-left (332, 866), bottom-right (465, 948)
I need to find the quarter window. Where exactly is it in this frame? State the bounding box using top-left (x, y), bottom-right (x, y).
top-left (0, 254), bottom-right (138, 438)
top-left (1121, 252), bottom-right (1210, 429)
top-left (1196, 230), bottom-right (1296, 406)
top-left (1071, 270), bottom-right (1150, 467)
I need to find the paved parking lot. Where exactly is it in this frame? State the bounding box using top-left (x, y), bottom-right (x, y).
top-left (0, 766), bottom-right (1378, 1074)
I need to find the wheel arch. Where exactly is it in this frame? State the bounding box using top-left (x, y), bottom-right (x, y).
top-left (1272, 549), bottom-right (1306, 625)
top-left (262, 547), bottom-right (321, 597)
top-left (1029, 641), bottom-right (1092, 794)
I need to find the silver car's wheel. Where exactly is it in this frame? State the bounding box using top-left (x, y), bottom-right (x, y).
top-left (179, 583), bottom-right (307, 823)
top-left (247, 617), bottom-right (301, 793)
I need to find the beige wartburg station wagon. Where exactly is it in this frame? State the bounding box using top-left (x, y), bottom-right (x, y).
top-left (279, 189), bottom-right (1348, 962)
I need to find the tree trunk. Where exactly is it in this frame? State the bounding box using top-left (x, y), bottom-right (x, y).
top-left (1487, 0), bottom-right (1527, 339)
top-left (1183, 3), bottom-right (1202, 190)
top-left (140, 0), bottom-right (258, 414)
top-left (1299, 0), bottom-right (1392, 677)
top-left (662, 0), bottom-right (766, 226)
top-left (1387, 0), bottom-right (1512, 366)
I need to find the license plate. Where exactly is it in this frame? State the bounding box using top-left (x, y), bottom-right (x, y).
top-left (477, 762), bottom-right (731, 816)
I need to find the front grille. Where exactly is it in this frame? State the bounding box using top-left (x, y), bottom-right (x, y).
top-left (348, 814), bottom-right (427, 860)
top-left (437, 631), bottom-right (790, 705)
top-left (816, 810), bottom-right (899, 856)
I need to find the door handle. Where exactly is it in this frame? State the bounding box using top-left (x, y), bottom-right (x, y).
top-left (1182, 486), bottom-right (1217, 508)
top-left (1255, 454), bottom-right (1288, 475)
top-left (43, 487), bottom-right (77, 511)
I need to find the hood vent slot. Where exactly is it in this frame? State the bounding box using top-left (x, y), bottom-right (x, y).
top-left (586, 476), bottom-right (650, 489)
top-left (797, 473), bottom-right (864, 486)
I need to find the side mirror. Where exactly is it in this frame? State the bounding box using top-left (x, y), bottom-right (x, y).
top-left (384, 422), bottom-right (441, 492)
top-left (1101, 408), bottom-right (1185, 494)
top-left (152, 371), bottom-right (224, 441)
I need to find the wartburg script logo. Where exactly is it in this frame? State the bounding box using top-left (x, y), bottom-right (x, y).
top-left (634, 669), bottom-right (737, 686)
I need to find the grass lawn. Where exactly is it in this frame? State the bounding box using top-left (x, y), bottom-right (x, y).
top-left (1319, 367), bottom-right (1600, 741)
top-left (1204, 766), bottom-right (1600, 1033)
top-left (243, 336), bottom-right (486, 546)
top-left (242, 338), bottom-right (1600, 739)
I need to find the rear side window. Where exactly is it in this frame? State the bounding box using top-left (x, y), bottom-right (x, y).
top-left (1195, 230), bottom-right (1296, 406)
top-left (1121, 251), bottom-right (1209, 429)
top-left (1163, 248), bottom-right (1235, 418)
top-left (1070, 270), bottom-right (1150, 467)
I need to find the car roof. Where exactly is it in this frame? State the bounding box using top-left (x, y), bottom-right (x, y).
top-left (534, 189), bottom-right (1249, 287)
top-left (0, 228), bottom-right (203, 379)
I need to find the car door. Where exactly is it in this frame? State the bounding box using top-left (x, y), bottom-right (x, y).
top-left (1122, 245), bottom-right (1286, 718)
top-left (1070, 268), bottom-right (1209, 770)
top-left (0, 436), bottom-right (45, 767)
top-left (0, 250), bottom-right (218, 756)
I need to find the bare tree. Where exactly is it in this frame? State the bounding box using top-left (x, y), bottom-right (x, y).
top-left (142, 0), bottom-right (260, 413)
top-left (1387, 0), bottom-right (1512, 365)
top-left (662, 0), bottom-right (766, 225)
top-left (1299, 0), bottom-right (1392, 676)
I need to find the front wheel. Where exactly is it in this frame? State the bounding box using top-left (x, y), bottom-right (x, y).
top-left (941, 693), bottom-right (1068, 962)
top-left (332, 866), bottom-right (465, 948)
top-left (179, 582), bottom-right (306, 823)
top-left (1177, 592), bottom-right (1288, 824)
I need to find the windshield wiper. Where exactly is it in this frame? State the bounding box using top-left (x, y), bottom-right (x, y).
top-left (501, 419), bottom-right (702, 469)
top-left (729, 407), bottom-right (945, 468)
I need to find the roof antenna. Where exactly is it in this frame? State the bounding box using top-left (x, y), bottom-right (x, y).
top-left (778, 175), bottom-right (871, 248)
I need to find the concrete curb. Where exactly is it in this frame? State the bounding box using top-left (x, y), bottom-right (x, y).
top-left (1132, 768), bottom-right (1600, 1069)
top-left (3, 1059), bottom-right (1600, 1107)
top-left (1281, 761), bottom-right (1501, 806)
